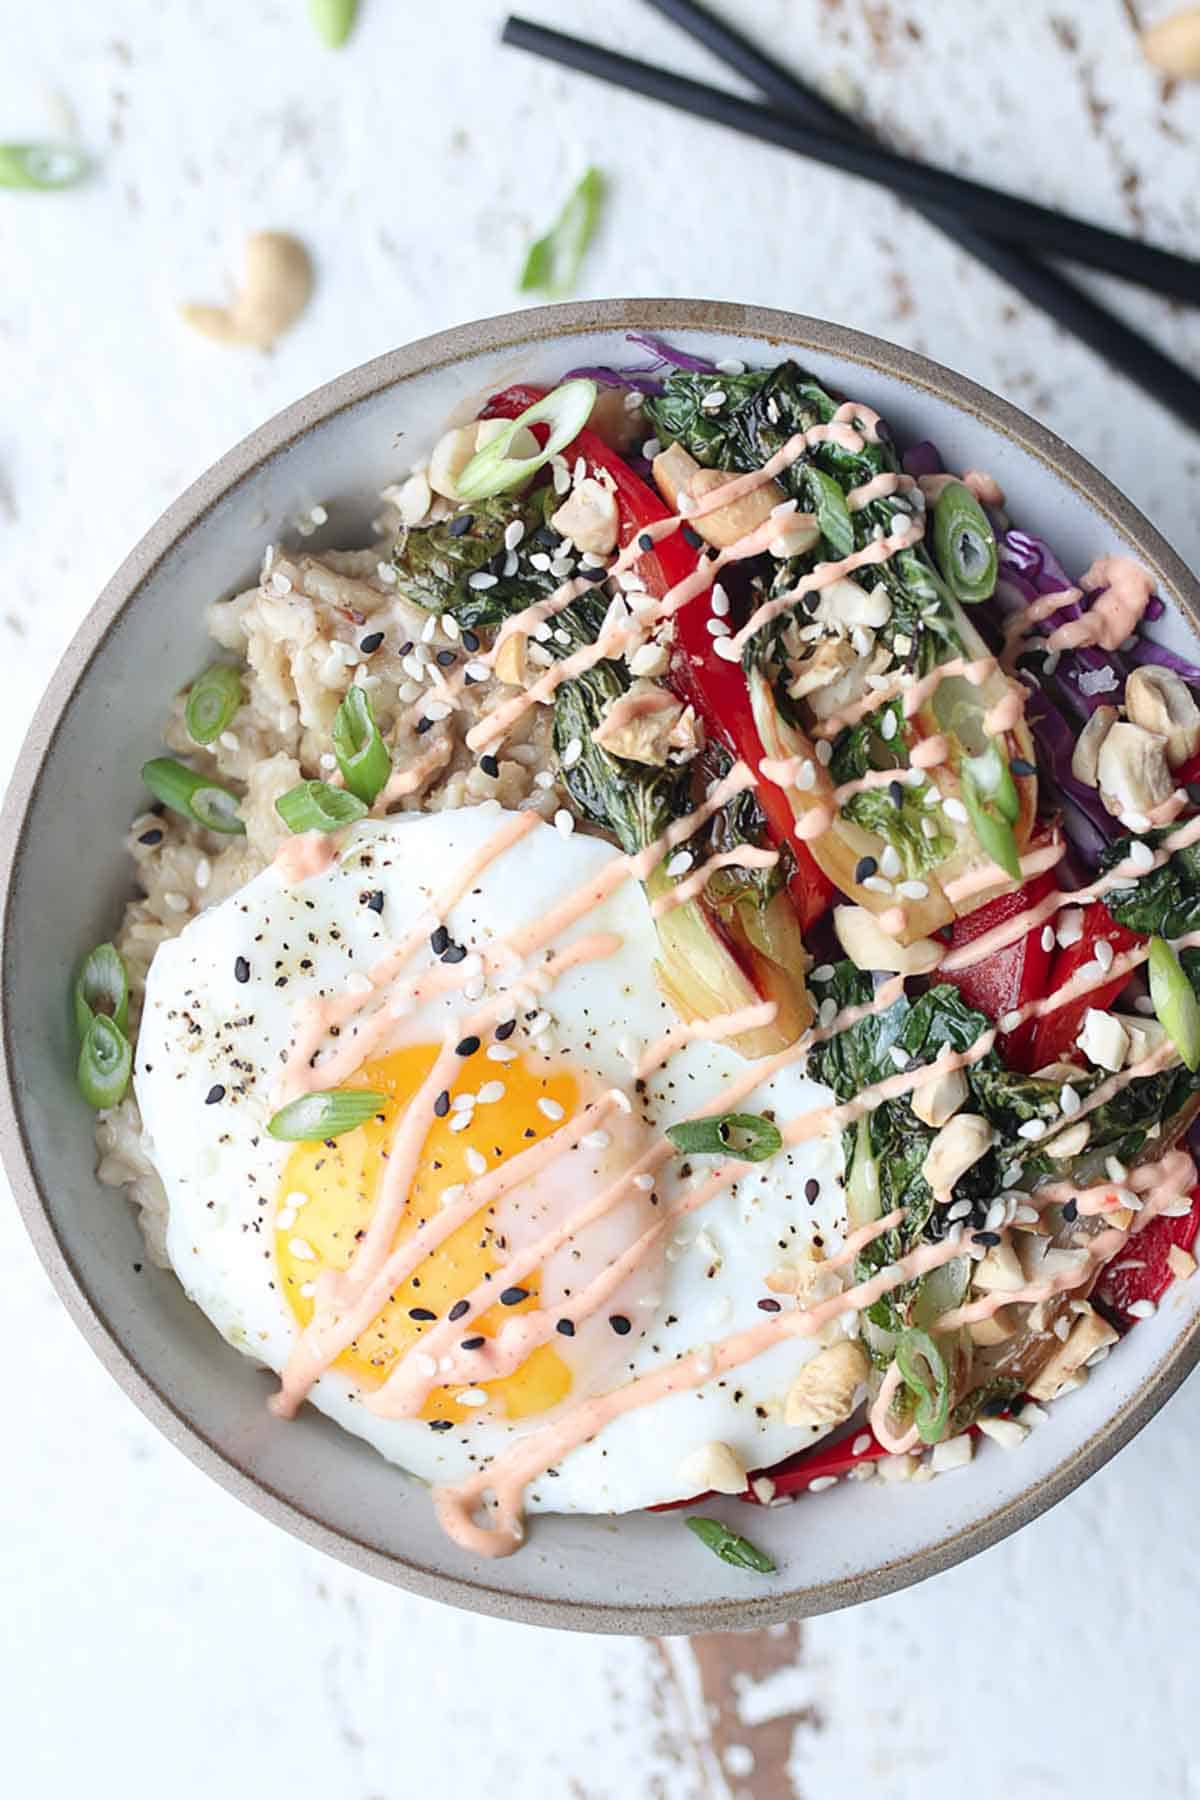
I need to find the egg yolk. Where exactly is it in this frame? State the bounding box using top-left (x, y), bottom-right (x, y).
top-left (275, 1045), bottom-right (577, 1423)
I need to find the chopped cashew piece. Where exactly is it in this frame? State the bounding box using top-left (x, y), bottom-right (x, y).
top-left (652, 443), bottom-right (791, 550)
top-left (675, 1440), bottom-right (748, 1496)
top-left (592, 679), bottom-right (687, 766)
top-left (386, 470), bottom-right (434, 529)
top-left (783, 1340), bottom-right (869, 1431)
top-left (910, 1064), bottom-right (968, 1129)
top-left (921, 1112), bottom-right (994, 1196)
top-left (1124, 666), bottom-right (1200, 768)
top-left (975, 1416), bottom-right (1029, 1450)
top-left (1070, 705), bottom-right (1118, 789)
top-left (1076, 1007), bottom-right (1130, 1074)
top-left (815, 578), bottom-right (892, 632)
top-left (181, 231), bottom-right (313, 351)
top-left (1168, 1244), bottom-right (1197, 1281)
top-left (971, 1238), bottom-right (1026, 1293)
top-left (764, 1255), bottom-right (842, 1306)
top-left (969, 1306), bottom-right (1020, 1346)
top-left (492, 631), bottom-right (529, 688)
top-left (1096, 720), bottom-right (1174, 819)
top-left (1141, 8), bottom-right (1200, 79)
top-left (551, 477), bottom-right (620, 556)
top-left (929, 1433), bottom-right (974, 1473)
top-left (833, 906), bottom-right (943, 977)
top-left (1045, 1119), bottom-right (1092, 1160)
top-left (1026, 1306), bottom-right (1118, 1401)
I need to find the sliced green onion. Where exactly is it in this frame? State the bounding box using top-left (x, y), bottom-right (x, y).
top-left (666, 1112), bottom-right (783, 1163)
top-left (685, 1517), bottom-right (776, 1574)
top-left (0, 142), bottom-right (90, 190)
top-left (141, 758), bottom-right (245, 835)
top-left (77, 1014), bottom-right (132, 1110)
top-left (1148, 936), bottom-right (1200, 1072)
top-left (895, 1327), bottom-right (951, 1445)
top-left (308, 0), bottom-right (359, 47)
top-left (185, 664), bottom-right (243, 745)
top-left (804, 465), bottom-right (854, 559)
top-left (519, 166), bottom-right (606, 298)
top-left (331, 687), bottom-right (390, 805)
top-left (455, 379), bottom-right (597, 502)
top-left (73, 943), bottom-right (129, 1042)
top-left (932, 480), bottom-right (998, 605)
top-left (960, 739), bottom-right (1021, 880)
top-left (267, 1088), bottom-right (387, 1141)
top-left (275, 780), bottom-right (368, 834)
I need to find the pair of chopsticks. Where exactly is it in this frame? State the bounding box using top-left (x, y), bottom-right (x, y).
top-left (502, 1), bottom-right (1200, 432)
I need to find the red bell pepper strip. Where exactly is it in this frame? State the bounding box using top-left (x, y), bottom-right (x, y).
top-left (939, 861), bottom-right (1058, 1071)
top-left (1026, 900), bottom-right (1143, 1071)
top-left (1174, 747), bottom-right (1200, 787)
top-left (1094, 1187), bottom-right (1200, 1328)
top-left (480, 383), bottom-right (835, 929)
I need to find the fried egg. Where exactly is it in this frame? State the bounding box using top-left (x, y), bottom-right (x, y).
top-left (135, 804), bottom-right (847, 1515)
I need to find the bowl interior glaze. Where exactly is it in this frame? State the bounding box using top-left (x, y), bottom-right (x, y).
top-left (4, 299), bottom-right (1200, 1634)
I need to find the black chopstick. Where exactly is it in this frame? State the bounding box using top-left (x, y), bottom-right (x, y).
top-left (636, 0), bottom-right (1200, 431)
top-left (502, 16), bottom-right (1200, 309)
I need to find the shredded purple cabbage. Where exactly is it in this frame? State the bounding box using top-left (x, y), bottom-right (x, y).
top-left (1124, 634), bottom-right (1200, 685)
top-left (563, 331), bottom-right (717, 395)
top-left (625, 331), bottom-right (717, 372)
top-left (902, 440), bottom-right (943, 478)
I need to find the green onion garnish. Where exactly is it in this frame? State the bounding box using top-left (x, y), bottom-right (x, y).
top-left (0, 142), bottom-right (90, 190)
top-left (932, 480), bottom-right (998, 605)
top-left (666, 1112), bottom-right (783, 1163)
top-left (519, 167), bottom-right (606, 299)
top-left (455, 379), bottom-right (598, 502)
top-left (141, 758), bottom-right (245, 835)
top-left (960, 739), bottom-right (1021, 880)
top-left (73, 943), bottom-right (129, 1042)
top-left (77, 1014), bottom-right (132, 1110)
top-left (184, 664), bottom-right (243, 746)
top-left (804, 465), bottom-right (854, 559)
top-left (685, 1517), bottom-right (776, 1574)
top-left (308, 0), bottom-right (360, 48)
top-left (275, 780), bottom-right (368, 834)
top-left (1147, 936), bottom-right (1200, 1072)
top-left (267, 1088), bottom-right (387, 1141)
top-left (895, 1327), bottom-right (951, 1444)
top-left (331, 687), bottom-right (390, 805)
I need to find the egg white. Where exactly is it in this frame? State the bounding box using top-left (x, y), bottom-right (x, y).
top-left (136, 804), bottom-right (848, 1515)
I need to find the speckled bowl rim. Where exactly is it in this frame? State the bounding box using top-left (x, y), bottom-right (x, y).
top-left (5, 298), bottom-right (1200, 1635)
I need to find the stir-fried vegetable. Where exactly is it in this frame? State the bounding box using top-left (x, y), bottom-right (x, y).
top-left (960, 739), bottom-right (1022, 880)
top-left (1148, 936), bottom-right (1200, 1071)
top-left (1103, 830), bottom-right (1200, 938)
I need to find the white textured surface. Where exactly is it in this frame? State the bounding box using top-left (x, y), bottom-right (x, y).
top-left (4, 2), bottom-right (1200, 1795)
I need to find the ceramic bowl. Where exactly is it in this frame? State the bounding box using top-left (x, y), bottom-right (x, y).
top-left (5, 299), bottom-right (1200, 1634)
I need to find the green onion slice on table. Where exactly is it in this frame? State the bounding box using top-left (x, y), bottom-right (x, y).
top-left (77, 1014), bottom-right (133, 1110)
top-left (141, 758), bottom-right (245, 835)
top-left (455, 380), bottom-right (597, 501)
top-left (332, 686), bottom-right (390, 805)
top-left (308, 0), bottom-right (359, 48)
top-left (185, 664), bottom-right (243, 745)
top-left (685, 1517), bottom-right (776, 1574)
top-left (275, 780), bottom-right (369, 834)
top-left (267, 1089), bottom-right (387, 1141)
top-left (519, 167), bottom-right (606, 299)
top-left (0, 142), bottom-right (90, 189)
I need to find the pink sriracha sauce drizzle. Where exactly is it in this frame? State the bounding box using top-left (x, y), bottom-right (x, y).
top-left (262, 387), bottom-right (1186, 1555)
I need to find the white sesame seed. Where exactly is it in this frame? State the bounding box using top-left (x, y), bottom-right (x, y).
top-left (818, 996), bottom-right (838, 1028)
top-left (448, 1111), bottom-right (473, 1133)
top-left (288, 1237), bottom-right (316, 1261)
top-left (477, 1081), bottom-right (505, 1104)
top-left (880, 710), bottom-right (897, 740)
top-left (712, 636), bottom-right (742, 662)
top-left (319, 751), bottom-right (338, 770)
top-left (862, 875), bottom-right (895, 896)
top-left (194, 857), bottom-right (212, 890)
top-left (943, 797), bottom-right (969, 824)
top-left (487, 1043), bottom-right (517, 1063)
top-left (715, 357), bottom-right (746, 375)
top-left (465, 659), bottom-right (491, 683)
top-left (1127, 1298), bottom-right (1157, 1319)
top-left (711, 584), bottom-right (730, 616)
top-left (1000, 1010), bottom-right (1023, 1033)
top-left (269, 571), bottom-right (292, 596)
top-left (706, 617), bottom-right (731, 637)
top-left (534, 769), bottom-right (557, 790)
top-left (163, 891), bottom-right (189, 914)
top-left (465, 1147), bottom-right (487, 1177)
top-left (1128, 839), bottom-right (1155, 872)
top-left (666, 849), bottom-right (694, 878)
top-left (538, 1097), bottom-right (566, 1121)
top-left (299, 1281), bottom-right (316, 1299)
top-left (528, 1011), bottom-right (553, 1037)
top-left (808, 1475), bottom-right (839, 1493)
top-left (634, 1172), bottom-right (656, 1190)
top-left (878, 844), bottom-right (902, 878)
top-left (424, 700), bottom-right (453, 722)
top-left (468, 571), bottom-right (498, 591)
top-left (1060, 1084), bottom-right (1082, 1116)
top-left (642, 436), bottom-right (662, 459)
top-left (700, 388), bottom-right (728, 410)
top-left (562, 735), bottom-right (583, 769)
top-left (457, 1388), bottom-right (488, 1406)
top-left (554, 808), bottom-right (575, 837)
top-left (947, 1199), bottom-right (972, 1221)
top-left (504, 519), bottom-right (525, 551)
top-left (276, 1207), bottom-right (297, 1231)
top-left (440, 1185), bottom-right (465, 1208)
top-left (582, 1130), bottom-right (611, 1150)
top-left (219, 731), bottom-right (240, 752)
top-left (452, 1092), bottom-right (476, 1112)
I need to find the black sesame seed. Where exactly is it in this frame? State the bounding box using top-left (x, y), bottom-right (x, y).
top-left (447, 513), bottom-right (473, 538)
top-left (495, 1018), bottom-right (517, 1041)
top-left (1062, 1198), bottom-right (1079, 1222)
top-left (854, 856), bottom-right (878, 883)
top-left (234, 956), bottom-right (251, 984)
top-left (408, 1306), bottom-right (437, 1322)
top-left (757, 1297), bottom-right (782, 1313)
top-left (500, 1286), bottom-right (529, 1306)
top-left (804, 1178), bottom-right (820, 1204)
top-left (681, 524), bottom-right (703, 549)
top-left (428, 1419), bottom-right (453, 1432)
top-left (972, 1230), bottom-right (1002, 1247)
top-left (1011, 757), bottom-right (1037, 777)
top-left (441, 942), bottom-right (467, 965)
top-left (138, 828), bottom-right (164, 846)
top-left (361, 890), bottom-right (384, 914)
top-left (479, 753), bottom-right (499, 778)
top-left (415, 716), bottom-right (434, 735)
top-left (462, 629), bottom-right (481, 652)
top-left (431, 924), bottom-right (450, 955)
top-left (888, 780), bottom-right (904, 808)
top-left (456, 1035), bottom-right (481, 1058)
top-left (555, 1318), bottom-right (576, 1337)
top-left (434, 1090), bottom-right (451, 1118)
top-left (398, 640), bottom-right (413, 657)
top-left (609, 1314), bottom-right (632, 1336)
top-left (461, 1335), bottom-right (486, 1351)
top-left (359, 631), bottom-right (385, 655)
top-left (579, 565), bottom-right (608, 583)
top-left (436, 649), bottom-right (456, 667)
top-left (205, 1084), bottom-right (226, 1105)
top-left (638, 531), bottom-right (654, 553)
top-left (449, 1299), bottom-right (470, 1322)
